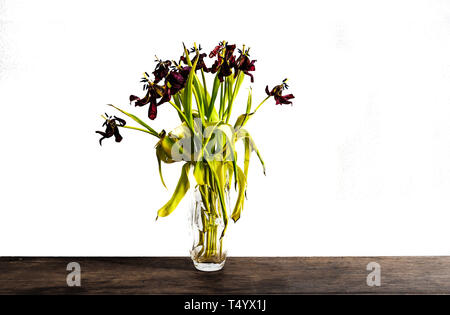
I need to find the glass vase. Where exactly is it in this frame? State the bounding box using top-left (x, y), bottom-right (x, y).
top-left (190, 184), bottom-right (230, 272)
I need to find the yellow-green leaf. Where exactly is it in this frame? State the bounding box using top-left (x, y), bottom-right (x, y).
top-left (193, 161), bottom-right (207, 186)
top-left (206, 160), bottom-right (229, 239)
top-left (207, 75), bottom-right (220, 120)
top-left (108, 104), bottom-right (159, 137)
top-left (236, 128), bottom-right (266, 175)
top-left (234, 113), bottom-right (254, 131)
top-left (231, 166), bottom-right (246, 222)
top-left (211, 124), bottom-right (238, 189)
top-left (182, 55), bottom-right (199, 126)
top-left (233, 88), bottom-right (253, 131)
top-left (156, 145), bottom-right (169, 189)
top-left (156, 163), bottom-right (191, 218)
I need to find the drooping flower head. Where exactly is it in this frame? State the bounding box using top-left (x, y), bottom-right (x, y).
top-left (165, 65), bottom-right (191, 95)
top-left (265, 79), bottom-right (295, 105)
top-left (152, 58), bottom-right (172, 84)
top-left (224, 43), bottom-right (236, 61)
top-left (209, 42), bottom-right (237, 82)
top-left (234, 46), bottom-right (256, 82)
top-left (192, 52), bottom-right (209, 73)
top-left (95, 114), bottom-right (126, 145)
top-left (130, 72), bottom-right (167, 120)
top-left (129, 63), bottom-right (192, 120)
top-left (209, 42), bottom-right (225, 58)
top-left (180, 44), bottom-right (209, 73)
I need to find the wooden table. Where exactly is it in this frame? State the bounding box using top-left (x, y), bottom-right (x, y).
top-left (0, 257), bottom-right (449, 294)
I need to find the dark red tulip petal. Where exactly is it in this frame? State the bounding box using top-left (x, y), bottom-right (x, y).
top-left (209, 43), bottom-right (237, 82)
top-left (96, 115), bottom-right (126, 145)
top-left (95, 131), bottom-right (108, 146)
top-left (179, 66), bottom-right (191, 78)
top-left (158, 89), bottom-right (171, 106)
top-left (166, 66), bottom-right (191, 95)
top-left (113, 126), bottom-right (123, 142)
top-left (153, 60), bottom-right (171, 83)
top-left (129, 95), bottom-right (141, 103)
top-left (193, 53), bottom-right (209, 72)
top-left (235, 54), bottom-right (256, 82)
top-left (224, 44), bottom-right (236, 60)
top-left (209, 43), bottom-right (223, 58)
top-left (210, 58), bottom-right (222, 74)
top-left (148, 102), bottom-right (157, 120)
top-left (245, 71), bottom-right (255, 83)
top-left (133, 89), bottom-right (151, 107)
top-left (274, 94), bottom-right (294, 105)
top-left (266, 83), bottom-right (295, 105)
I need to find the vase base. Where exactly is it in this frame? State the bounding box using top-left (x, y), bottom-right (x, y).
top-left (192, 260), bottom-right (225, 272)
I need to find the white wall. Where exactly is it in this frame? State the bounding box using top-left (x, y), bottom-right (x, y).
top-left (1, 0), bottom-right (450, 256)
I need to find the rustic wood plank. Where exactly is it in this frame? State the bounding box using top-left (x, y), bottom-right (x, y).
top-left (0, 257), bottom-right (448, 294)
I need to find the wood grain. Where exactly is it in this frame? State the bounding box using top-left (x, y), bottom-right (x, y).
top-left (0, 257), bottom-right (449, 294)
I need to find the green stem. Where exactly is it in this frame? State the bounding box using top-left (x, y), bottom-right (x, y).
top-left (201, 69), bottom-right (209, 109)
top-left (253, 96), bottom-right (271, 113)
top-left (193, 87), bottom-right (206, 128)
top-left (119, 125), bottom-right (156, 135)
top-left (225, 71), bottom-right (244, 124)
top-left (169, 100), bottom-right (197, 136)
top-left (169, 100), bottom-right (188, 121)
top-left (206, 75), bottom-right (221, 121)
top-left (219, 82), bottom-right (225, 119)
top-left (224, 76), bottom-right (233, 122)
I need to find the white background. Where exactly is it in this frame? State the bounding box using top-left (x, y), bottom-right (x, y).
top-left (1, 0), bottom-right (450, 256)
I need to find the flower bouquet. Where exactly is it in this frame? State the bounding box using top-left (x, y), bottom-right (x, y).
top-left (96, 42), bottom-right (294, 271)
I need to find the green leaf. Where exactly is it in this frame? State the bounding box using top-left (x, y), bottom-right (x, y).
top-left (205, 160), bottom-right (228, 239)
top-left (193, 161), bottom-right (207, 186)
top-left (120, 125), bottom-right (154, 134)
top-left (182, 56), bottom-right (199, 127)
top-left (225, 161), bottom-right (234, 191)
top-left (234, 113), bottom-right (254, 131)
top-left (108, 104), bottom-right (159, 137)
top-left (231, 71), bottom-right (244, 106)
top-left (243, 137), bottom-right (251, 180)
top-left (192, 83), bottom-right (205, 126)
top-left (172, 94), bottom-right (188, 123)
top-left (219, 82), bottom-right (225, 119)
top-left (223, 131), bottom-right (238, 189)
top-left (225, 71), bottom-right (244, 123)
top-left (207, 75), bottom-right (221, 120)
top-left (156, 145), bottom-right (169, 189)
top-left (233, 88), bottom-right (253, 131)
top-left (207, 123), bottom-right (238, 189)
top-left (226, 76), bottom-right (233, 111)
top-left (201, 69), bottom-right (209, 111)
top-left (246, 87), bottom-right (252, 113)
top-left (157, 163), bottom-right (191, 218)
top-left (236, 128), bottom-right (266, 175)
top-left (157, 123), bottom-right (195, 162)
top-left (198, 184), bottom-right (212, 216)
top-left (182, 42), bottom-right (192, 66)
top-left (231, 166), bottom-right (246, 222)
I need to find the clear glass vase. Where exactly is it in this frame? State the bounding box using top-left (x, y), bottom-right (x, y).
top-left (190, 184), bottom-right (230, 272)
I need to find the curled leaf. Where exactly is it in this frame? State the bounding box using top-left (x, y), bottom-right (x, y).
top-left (157, 163), bottom-right (191, 218)
top-left (236, 128), bottom-right (266, 175)
top-left (206, 160), bottom-right (229, 239)
top-left (234, 113), bottom-right (254, 131)
top-left (231, 166), bottom-right (247, 222)
top-left (156, 145), bottom-right (171, 189)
